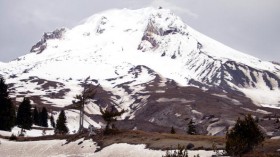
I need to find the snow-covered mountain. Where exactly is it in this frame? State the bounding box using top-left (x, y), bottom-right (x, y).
top-left (1, 7), bottom-right (280, 135)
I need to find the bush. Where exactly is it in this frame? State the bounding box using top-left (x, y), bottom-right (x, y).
top-left (226, 114), bottom-right (265, 156)
top-left (9, 134), bottom-right (18, 141)
top-left (162, 145), bottom-right (188, 157)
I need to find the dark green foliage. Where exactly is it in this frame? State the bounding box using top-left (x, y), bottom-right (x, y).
top-left (40, 107), bottom-right (48, 127)
top-left (171, 126), bottom-right (176, 134)
top-left (0, 77), bottom-right (16, 131)
top-left (187, 119), bottom-right (196, 135)
top-left (162, 144), bottom-right (188, 157)
top-left (100, 106), bottom-right (125, 134)
top-left (55, 110), bottom-right (68, 134)
top-left (226, 114), bottom-right (265, 156)
top-left (32, 106), bottom-right (40, 125)
top-left (16, 98), bottom-right (32, 130)
top-left (50, 115), bottom-right (56, 128)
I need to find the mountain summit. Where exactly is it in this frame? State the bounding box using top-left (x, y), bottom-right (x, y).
top-left (0, 7), bottom-right (279, 135)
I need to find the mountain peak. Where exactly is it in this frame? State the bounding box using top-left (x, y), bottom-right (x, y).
top-left (2, 7), bottom-right (280, 108)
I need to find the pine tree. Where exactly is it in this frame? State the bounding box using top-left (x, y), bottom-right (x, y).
top-left (50, 115), bottom-right (56, 128)
top-left (100, 106), bottom-right (125, 134)
top-left (40, 107), bottom-right (48, 127)
top-left (55, 110), bottom-right (68, 134)
top-left (0, 77), bottom-right (16, 131)
top-left (226, 114), bottom-right (265, 156)
top-left (171, 126), bottom-right (176, 134)
top-left (187, 119), bottom-right (196, 135)
top-left (33, 106), bottom-right (40, 125)
top-left (16, 98), bottom-right (32, 130)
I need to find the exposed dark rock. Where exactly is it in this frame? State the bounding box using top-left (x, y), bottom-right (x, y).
top-left (30, 28), bottom-right (66, 53)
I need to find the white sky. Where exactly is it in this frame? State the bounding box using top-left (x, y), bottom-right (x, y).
top-left (0, 0), bottom-right (279, 62)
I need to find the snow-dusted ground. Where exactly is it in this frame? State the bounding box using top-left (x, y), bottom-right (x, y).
top-left (0, 139), bottom-right (220, 157)
top-left (0, 138), bottom-right (96, 157)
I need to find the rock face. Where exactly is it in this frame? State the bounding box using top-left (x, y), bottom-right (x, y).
top-left (30, 28), bottom-right (67, 54)
top-left (1, 8), bottom-right (280, 136)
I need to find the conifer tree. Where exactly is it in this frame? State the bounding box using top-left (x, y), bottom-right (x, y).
top-left (187, 119), bottom-right (196, 135)
top-left (0, 77), bottom-right (16, 131)
top-left (171, 126), bottom-right (176, 134)
top-left (226, 114), bottom-right (264, 156)
top-left (16, 98), bottom-right (32, 130)
top-left (50, 115), bottom-right (56, 128)
top-left (55, 110), bottom-right (68, 134)
top-left (100, 106), bottom-right (125, 134)
top-left (40, 107), bottom-right (48, 127)
top-left (33, 106), bottom-right (40, 125)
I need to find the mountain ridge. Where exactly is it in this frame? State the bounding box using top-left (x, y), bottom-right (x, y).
top-left (0, 7), bottom-right (279, 135)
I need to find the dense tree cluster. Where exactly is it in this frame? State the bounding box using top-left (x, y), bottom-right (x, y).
top-left (0, 77), bottom-right (53, 133)
top-left (32, 106), bottom-right (50, 127)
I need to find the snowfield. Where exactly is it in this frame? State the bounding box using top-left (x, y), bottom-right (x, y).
top-left (0, 139), bottom-right (220, 157)
top-left (0, 7), bottom-right (279, 109)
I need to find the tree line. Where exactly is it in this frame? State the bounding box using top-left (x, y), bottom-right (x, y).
top-left (0, 77), bottom-right (68, 134)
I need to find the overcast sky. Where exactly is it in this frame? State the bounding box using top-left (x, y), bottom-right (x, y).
top-left (0, 0), bottom-right (279, 62)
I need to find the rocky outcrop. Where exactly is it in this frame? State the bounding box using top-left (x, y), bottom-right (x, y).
top-left (30, 28), bottom-right (67, 54)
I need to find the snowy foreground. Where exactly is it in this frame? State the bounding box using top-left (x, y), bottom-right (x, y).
top-left (0, 138), bottom-right (219, 157)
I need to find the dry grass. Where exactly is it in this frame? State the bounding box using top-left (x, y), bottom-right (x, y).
top-left (98, 130), bottom-right (225, 151)
top-left (1, 129), bottom-right (279, 155)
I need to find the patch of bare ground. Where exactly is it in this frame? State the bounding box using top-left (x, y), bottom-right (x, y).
top-left (94, 130), bottom-right (280, 155)
top-left (1, 129), bottom-right (279, 155)
top-left (242, 139), bottom-right (280, 157)
top-left (96, 130), bottom-right (225, 151)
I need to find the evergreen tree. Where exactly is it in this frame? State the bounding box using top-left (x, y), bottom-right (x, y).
top-left (50, 115), bottom-right (56, 128)
top-left (0, 77), bottom-right (16, 131)
top-left (226, 114), bottom-right (265, 156)
top-left (16, 98), bottom-right (32, 130)
top-left (32, 106), bottom-right (40, 125)
top-left (100, 106), bottom-right (125, 134)
top-left (55, 110), bottom-right (68, 134)
top-left (40, 107), bottom-right (48, 127)
top-left (171, 126), bottom-right (176, 134)
top-left (187, 119), bottom-right (196, 135)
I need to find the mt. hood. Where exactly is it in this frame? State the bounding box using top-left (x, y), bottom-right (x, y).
top-left (1, 7), bottom-right (280, 135)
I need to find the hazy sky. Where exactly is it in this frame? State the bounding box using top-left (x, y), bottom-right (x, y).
top-left (0, 0), bottom-right (279, 62)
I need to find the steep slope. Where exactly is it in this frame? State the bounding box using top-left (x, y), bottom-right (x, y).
top-left (1, 7), bottom-right (280, 135)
